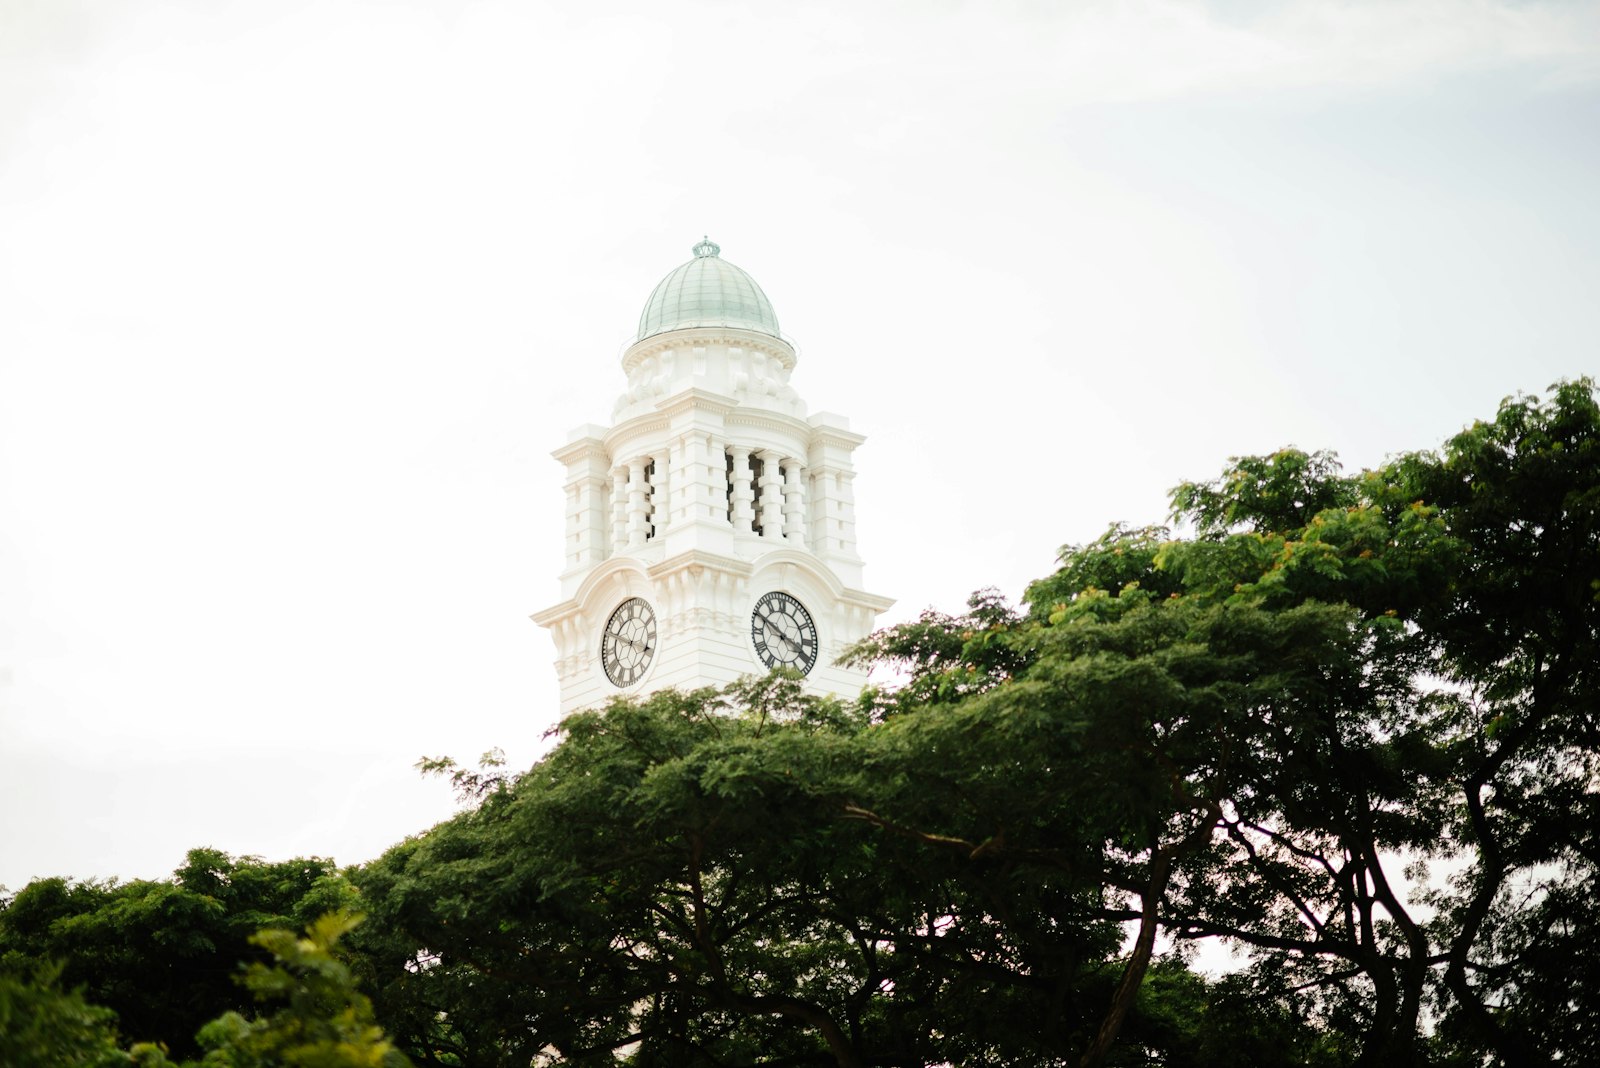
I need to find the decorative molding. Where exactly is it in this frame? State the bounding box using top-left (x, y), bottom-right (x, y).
top-left (621, 327), bottom-right (796, 375)
top-left (653, 386), bottom-right (739, 421)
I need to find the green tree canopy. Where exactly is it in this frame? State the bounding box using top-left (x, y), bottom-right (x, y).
top-left (0, 849), bottom-right (358, 1058)
top-left (8, 380), bottom-right (1593, 1068)
top-left (0, 963), bottom-right (127, 1068)
top-left (849, 378), bottom-right (1599, 1066)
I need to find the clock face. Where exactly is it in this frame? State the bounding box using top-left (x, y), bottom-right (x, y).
top-left (751, 591), bottom-right (819, 675)
top-left (601, 597), bottom-right (657, 687)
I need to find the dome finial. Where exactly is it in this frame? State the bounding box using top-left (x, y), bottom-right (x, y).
top-left (693, 236), bottom-right (720, 258)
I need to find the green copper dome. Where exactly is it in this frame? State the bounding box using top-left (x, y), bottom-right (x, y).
top-left (636, 238), bottom-right (780, 342)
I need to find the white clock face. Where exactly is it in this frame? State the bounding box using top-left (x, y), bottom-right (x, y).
top-left (601, 597), bottom-right (656, 687)
top-left (751, 591), bottom-right (819, 675)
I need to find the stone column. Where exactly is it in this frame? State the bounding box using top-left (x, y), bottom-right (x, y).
top-left (682, 432), bottom-right (715, 525)
top-left (651, 450), bottom-right (670, 535)
top-left (729, 445), bottom-right (755, 533)
top-left (757, 449), bottom-right (784, 538)
top-left (834, 469), bottom-right (857, 555)
top-left (781, 459), bottom-right (807, 546)
top-left (627, 457), bottom-right (649, 548)
top-left (563, 482), bottom-right (581, 566)
top-left (807, 466), bottom-right (859, 561)
top-left (611, 466), bottom-right (628, 553)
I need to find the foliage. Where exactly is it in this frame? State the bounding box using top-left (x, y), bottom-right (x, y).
top-left (343, 380), bottom-right (1600, 1066)
top-left (155, 912), bottom-right (410, 1068)
top-left (844, 378), bottom-right (1600, 1066)
top-left (358, 670), bottom-right (1173, 1066)
top-left (1402, 379), bottom-right (1600, 1064)
top-left (842, 587), bottom-right (1027, 714)
top-left (0, 963), bottom-right (127, 1068)
top-left (8, 380), bottom-right (1595, 1067)
top-left (414, 749), bottom-right (511, 804)
top-left (0, 850), bottom-right (358, 1058)
top-left (358, 633), bottom-right (1365, 1066)
top-left (1117, 960), bottom-right (1351, 1068)
top-left (0, 912), bottom-right (406, 1068)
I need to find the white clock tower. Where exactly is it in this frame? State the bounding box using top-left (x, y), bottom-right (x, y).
top-left (533, 239), bottom-right (894, 714)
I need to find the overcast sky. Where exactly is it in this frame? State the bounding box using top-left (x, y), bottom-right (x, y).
top-left (2, 0), bottom-right (1597, 892)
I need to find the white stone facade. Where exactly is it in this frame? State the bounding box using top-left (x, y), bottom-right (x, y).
top-left (533, 247), bottom-right (893, 715)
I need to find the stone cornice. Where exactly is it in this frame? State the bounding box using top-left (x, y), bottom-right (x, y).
top-left (604, 410), bottom-right (672, 449)
top-left (838, 589), bottom-right (897, 613)
top-left (551, 435), bottom-right (607, 466)
top-left (544, 555), bottom-right (656, 621)
top-left (809, 424), bottom-right (867, 450)
top-left (621, 327), bottom-right (797, 375)
top-left (646, 549), bottom-right (755, 581)
top-left (654, 387), bottom-right (739, 421)
top-left (725, 408), bottom-right (816, 440)
top-left (596, 395), bottom-right (850, 463)
top-left (531, 600), bottom-right (578, 627)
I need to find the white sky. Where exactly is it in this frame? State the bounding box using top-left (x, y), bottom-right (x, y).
top-left (2, 0), bottom-right (1597, 891)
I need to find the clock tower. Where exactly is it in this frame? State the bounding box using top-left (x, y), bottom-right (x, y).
top-left (533, 239), bottom-right (894, 714)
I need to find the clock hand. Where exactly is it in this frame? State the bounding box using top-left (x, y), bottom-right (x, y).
top-left (610, 628), bottom-right (648, 654)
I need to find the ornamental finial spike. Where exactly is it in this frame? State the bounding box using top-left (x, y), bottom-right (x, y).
top-left (693, 236), bottom-right (720, 258)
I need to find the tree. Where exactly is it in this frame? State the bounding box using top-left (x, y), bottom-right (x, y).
top-left (0, 849), bottom-right (358, 1058)
top-left (0, 912), bottom-right (406, 1068)
top-left (0, 963), bottom-right (127, 1068)
top-left (846, 378), bottom-right (1599, 1066)
top-left (1153, 381), bottom-right (1599, 1066)
top-left (1401, 380), bottom-right (1600, 1064)
top-left (357, 641), bottom-right (1362, 1065)
top-left (144, 912), bottom-right (411, 1068)
top-left (357, 672), bottom-right (1180, 1066)
top-left (11, 381), bottom-right (1590, 1067)
top-left (845, 537), bottom-right (1390, 1066)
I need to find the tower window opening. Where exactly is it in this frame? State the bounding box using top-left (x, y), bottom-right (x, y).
top-left (644, 459), bottom-right (657, 540)
top-left (749, 453), bottom-right (764, 537)
top-left (725, 449), bottom-right (735, 523)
